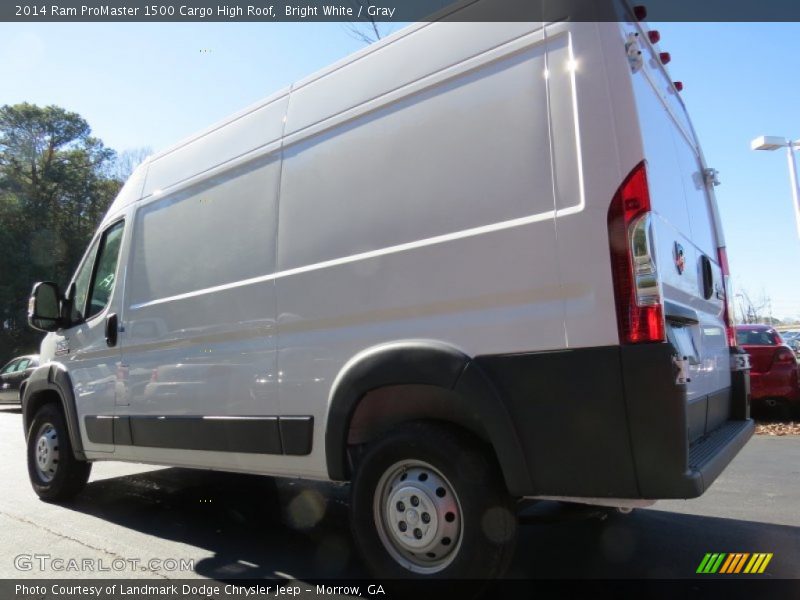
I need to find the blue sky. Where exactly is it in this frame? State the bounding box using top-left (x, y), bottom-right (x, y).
top-left (1, 21), bottom-right (798, 320)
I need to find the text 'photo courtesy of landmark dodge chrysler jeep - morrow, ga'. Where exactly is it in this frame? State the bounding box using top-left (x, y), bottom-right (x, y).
top-left (23, 1), bottom-right (753, 581)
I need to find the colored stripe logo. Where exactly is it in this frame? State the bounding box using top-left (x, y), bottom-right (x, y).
top-left (696, 553), bottom-right (773, 574)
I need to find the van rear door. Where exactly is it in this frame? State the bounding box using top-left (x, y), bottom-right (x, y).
top-left (627, 23), bottom-right (731, 442)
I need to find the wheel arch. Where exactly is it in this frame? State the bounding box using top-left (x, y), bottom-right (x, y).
top-left (22, 364), bottom-right (85, 461)
top-left (324, 341), bottom-right (532, 496)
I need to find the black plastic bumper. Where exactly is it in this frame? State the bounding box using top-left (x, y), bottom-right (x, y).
top-left (475, 343), bottom-right (753, 499)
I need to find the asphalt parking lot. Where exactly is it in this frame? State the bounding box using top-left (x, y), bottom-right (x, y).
top-left (1, 406), bottom-right (798, 582)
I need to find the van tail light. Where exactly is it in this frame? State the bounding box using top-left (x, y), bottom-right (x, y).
top-left (150, 369), bottom-right (159, 383)
top-left (717, 247), bottom-right (737, 347)
top-left (774, 348), bottom-right (797, 366)
top-left (608, 161), bottom-right (665, 344)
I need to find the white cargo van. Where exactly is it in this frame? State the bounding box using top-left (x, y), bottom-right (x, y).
top-left (23, 4), bottom-right (752, 579)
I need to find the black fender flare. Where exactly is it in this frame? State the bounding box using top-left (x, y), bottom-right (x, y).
top-left (325, 341), bottom-right (532, 496)
top-left (22, 364), bottom-right (85, 461)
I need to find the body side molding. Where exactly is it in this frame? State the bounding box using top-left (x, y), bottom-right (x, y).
top-left (83, 414), bottom-right (314, 455)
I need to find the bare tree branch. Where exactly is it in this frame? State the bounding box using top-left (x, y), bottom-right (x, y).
top-left (343, 0), bottom-right (394, 45)
top-left (109, 146), bottom-right (152, 182)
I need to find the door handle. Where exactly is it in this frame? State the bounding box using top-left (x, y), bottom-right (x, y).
top-left (105, 313), bottom-right (118, 347)
top-left (664, 300), bottom-right (700, 325)
top-left (700, 255), bottom-right (714, 300)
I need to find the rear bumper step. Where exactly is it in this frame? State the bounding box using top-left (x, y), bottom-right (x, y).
top-left (685, 419), bottom-right (754, 494)
top-left (689, 420), bottom-right (751, 470)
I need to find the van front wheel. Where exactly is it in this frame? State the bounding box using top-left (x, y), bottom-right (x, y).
top-left (350, 422), bottom-right (517, 579)
top-left (27, 403), bottom-right (92, 502)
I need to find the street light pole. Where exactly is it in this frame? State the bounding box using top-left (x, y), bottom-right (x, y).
top-left (751, 135), bottom-right (800, 238)
top-left (786, 141), bottom-right (800, 238)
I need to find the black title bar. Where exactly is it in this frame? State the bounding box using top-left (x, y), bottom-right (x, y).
top-left (4, 0), bottom-right (800, 23)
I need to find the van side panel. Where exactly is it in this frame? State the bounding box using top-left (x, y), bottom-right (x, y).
top-left (117, 155), bottom-right (284, 471)
top-left (277, 23), bottom-right (563, 476)
top-left (128, 158), bottom-right (278, 306)
top-left (284, 23), bottom-right (542, 140)
top-left (142, 93), bottom-right (288, 196)
top-left (545, 22), bottom-right (626, 350)
top-left (280, 50), bottom-right (554, 268)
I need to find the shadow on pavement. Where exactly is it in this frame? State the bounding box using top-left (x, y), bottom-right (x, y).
top-left (67, 468), bottom-right (360, 580)
top-left (59, 468), bottom-right (799, 581)
top-left (511, 502), bottom-right (800, 579)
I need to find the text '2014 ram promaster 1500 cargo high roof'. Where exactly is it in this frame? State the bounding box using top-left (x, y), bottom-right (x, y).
top-left (23, 1), bottom-right (753, 580)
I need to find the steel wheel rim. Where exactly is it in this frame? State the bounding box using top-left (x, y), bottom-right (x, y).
top-left (34, 422), bottom-right (60, 483)
top-left (373, 459), bottom-right (463, 574)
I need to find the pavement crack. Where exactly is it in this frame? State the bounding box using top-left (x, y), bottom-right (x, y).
top-left (0, 510), bottom-right (170, 579)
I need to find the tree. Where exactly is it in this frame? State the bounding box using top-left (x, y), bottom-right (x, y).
top-left (0, 103), bottom-right (124, 360)
top-left (735, 288), bottom-right (774, 325)
top-left (343, 0), bottom-right (397, 44)
top-left (108, 146), bottom-right (152, 182)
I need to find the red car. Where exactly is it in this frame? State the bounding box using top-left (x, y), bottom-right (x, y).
top-left (736, 325), bottom-right (800, 417)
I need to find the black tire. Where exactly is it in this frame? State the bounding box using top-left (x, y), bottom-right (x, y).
top-left (27, 403), bottom-right (92, 502)
top-left (350, 421), bottom-right (517, 579)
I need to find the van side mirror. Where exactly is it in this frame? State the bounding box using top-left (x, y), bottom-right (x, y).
top-left (28, 282), bottom-right (64, 332)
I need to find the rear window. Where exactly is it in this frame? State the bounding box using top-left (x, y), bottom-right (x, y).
top-left (736, 328), bottom-right (780, 346)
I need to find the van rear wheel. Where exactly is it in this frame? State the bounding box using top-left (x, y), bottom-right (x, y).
top-left (27, 403), bottom-right (92, 502)
top-left (350, 422), bottom-right (517, 579)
